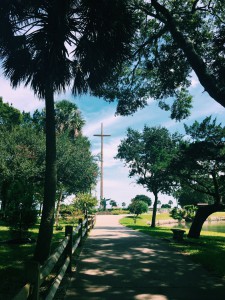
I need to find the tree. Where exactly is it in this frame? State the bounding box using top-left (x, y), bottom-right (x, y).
top-left (109, 200), bottom-right (117, 208)
top-left (55, 100), bottom-right (85, 138)
top-left (0, 121), bottom-right (45, 218)
top-left (0, 123), bottom-right (45, 237)
top-left (0, 0), bottom-right (134, 263)
top-left (116, 126), bottom-right (180, 227)
top-left (161, 204), bottom-right (171, 209)
top-left (93, 0), bottom-right (225, 118)
top-left (131, 194), bottom-right (152, 206)
top-left (0, 97), bottom-right (22, 129)
top-left (73, 193), bottom-right (98, 215)
top-left (171, 117), bottom-right (225, 237)
top-left (122, 202), bottom-right (126, 209)
top-left (170, 205), bottom-right (197, 222)
top-left (5, 181), bottom-right (38, 237)
top-left (173, 186), bottom-right (214, 207)
top-left (55, 133), bottom-right (98, 224)
top-left (128, 200), bottom-right (148, 223)
top-left (170, 207), bottom-right (185, 221)
top-left (168, 200), bottom-right (173, 207)
top-left (28, 100), bottom-right (98, 227)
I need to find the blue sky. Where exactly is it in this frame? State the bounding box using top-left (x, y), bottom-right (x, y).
top-left (1, 72), bottom-right (224, 207)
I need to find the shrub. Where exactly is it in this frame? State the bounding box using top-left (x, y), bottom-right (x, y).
top-left (128, 200), bottom-right (148, 223)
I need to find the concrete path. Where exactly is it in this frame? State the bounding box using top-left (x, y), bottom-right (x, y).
top-left (64, 215), bottom-right (225, 300)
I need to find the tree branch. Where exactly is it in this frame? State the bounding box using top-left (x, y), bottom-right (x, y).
top-left (133, 25), bottom-right (168, 58)
top-left (151, 0), bottom-right (225, 108)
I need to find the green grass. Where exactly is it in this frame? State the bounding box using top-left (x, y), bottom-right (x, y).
top-left (135, 212), bottom-right (174, 222)
top-left (0, 222), bottom-right (74, 299)
top-left (120, 214), bottom-right (225, 279)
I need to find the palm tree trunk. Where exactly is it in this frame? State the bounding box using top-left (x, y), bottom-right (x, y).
top-left (34, 85), bottom-right (57, 263)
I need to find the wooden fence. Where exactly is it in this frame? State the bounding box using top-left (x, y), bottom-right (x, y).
top-left (13, 215), bottom-right (96, 300)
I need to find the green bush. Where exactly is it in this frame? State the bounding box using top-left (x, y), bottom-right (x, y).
top-left (170, 207), bottom-right (185, 221)
top-left (170, 205), bottom-right (197, 222)
top-left (6, 202), bottom-right (38, 233)
top-left (111, 209), bottom-right (129, 215)
top-left (128, 201), bottom-right (148, 223)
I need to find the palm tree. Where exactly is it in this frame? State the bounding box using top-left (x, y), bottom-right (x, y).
top-left (0, 0), bottom-right (134, 263)
top-left (55, 100), bottom-right (85, 138)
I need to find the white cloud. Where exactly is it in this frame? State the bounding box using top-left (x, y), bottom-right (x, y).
top-left (0, 76), bottom-right (75, 113)
top-left (83, 112), bottom-right (121, 136)
top-left (0, 75), bottom-right (45, 112)
top-left (190, 73), bottom-right (199, 88)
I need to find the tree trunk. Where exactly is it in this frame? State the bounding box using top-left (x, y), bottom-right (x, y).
top-left (55, 190), bottom-right (63, 227)
top-left (0, 180), bottom-right (10, 218)
top-left (34, 85), bottom-right (57, 264)
top-left (39, 202), bottom-right (42, 217)
top-left (188, 204), bottom-right (225, 238)
top-left (151, 193), bottom-right (158, 227)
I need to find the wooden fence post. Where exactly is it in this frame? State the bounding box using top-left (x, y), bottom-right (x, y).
top-left (85, 213), bottom-right (89, 232)
top-left (78, 218), bottom-right (83, 246)
top-left (65, 226), bottom-right (73, 273)
top-left (91, 215), bottom-right (95, 229)
top-left (26, 261), bottom-right (40, 300)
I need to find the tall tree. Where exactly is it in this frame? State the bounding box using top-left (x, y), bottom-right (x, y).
top-left (0, 97), bottom-right (22, 129)
top-left (55, 100), bottom-right (85, 138)
top-left (93, 0), bottom-right (225, 118)
top-left (171, 116), bottom-right (225, 237)
top-left (0, 123), bottom-right (45, 219)
top-left (57, 134), bottom-right (98, 195)
top-left (116, 126), bottom-right (180, 227)
top-left (0, 0), bottom-right (134, 263)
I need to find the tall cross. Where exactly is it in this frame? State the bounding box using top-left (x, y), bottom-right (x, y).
top-left (94, 123), bottom-right (111, 200)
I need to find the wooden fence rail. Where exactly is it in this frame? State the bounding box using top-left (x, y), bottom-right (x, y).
top-left (13, 214), bottom-right (96, 300)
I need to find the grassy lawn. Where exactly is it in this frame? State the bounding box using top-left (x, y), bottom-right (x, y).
top-left (0, 221), bottom-right (76, 299)
top-left (120, 213), bottom-right (225, 279)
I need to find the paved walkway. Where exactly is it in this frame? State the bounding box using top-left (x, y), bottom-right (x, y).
top-left (64, 215), bottom-right (225, 300)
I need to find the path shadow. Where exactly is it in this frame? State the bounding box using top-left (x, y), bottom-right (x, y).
top-left (65, 218), bottom-right (225, 300)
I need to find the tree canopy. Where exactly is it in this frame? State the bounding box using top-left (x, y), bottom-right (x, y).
top-left (116, 126), bottom-right (180, 226)
top-left (73, 193), bottom-right (98, 215)
top-left (0, 0), bottom-right (135, 263)
top-left (0, 97), bottom-right (22, 129)
top-left (131, 194), bottom-right (152, 206)
top-left (128, 200), bottom-right (148, 222)
top-left (93, 0), bottom-right (225, 119)
top-left (170, 116), bottom-right (225, 237)
top-left (0, 99), bottom-right (98, 237)
top-left (173, 186), bottom-right (214, 207)
top-left (172, 116), bottom-right (225, 205)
